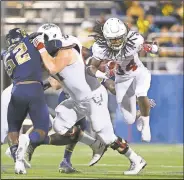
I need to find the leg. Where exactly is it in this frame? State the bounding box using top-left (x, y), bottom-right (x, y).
top-left (53, 99), bottom-right (107, 166)
top-left (115, 77), bottom-right (136, 122)
top-left (7, 85), bottom-right (29, 174)
top-left (59, 117), bottom-right (87, 173)
top-left (88, 85), bottom-right (147, 175)
top-left (15, 84), bottom-right (50, 174)
top-left (120, 94), bottom-right (137, 124)
top-left (135, 69), bottom-right (151, 142)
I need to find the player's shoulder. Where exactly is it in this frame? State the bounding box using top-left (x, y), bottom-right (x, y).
top-left (62, 35), bottom-right (82, 49)
top-left (123, 30), bottom-right (144, 56)
top-left (127, 30), bottom-right (144, 46)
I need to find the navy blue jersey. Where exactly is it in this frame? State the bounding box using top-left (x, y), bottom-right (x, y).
top-left (3, 36), bottom-right (43, 84)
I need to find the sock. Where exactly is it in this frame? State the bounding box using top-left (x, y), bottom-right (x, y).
top-left (9, 144), bottom-right (18, 162)
top-left (79, 132), bottom-right (96, 146)
top-left (141, 116), bottom-right (150, 126)
top-left (124, 147), bottom-right (139, 163)
top-left (63, 143), bottom-right (77, 164)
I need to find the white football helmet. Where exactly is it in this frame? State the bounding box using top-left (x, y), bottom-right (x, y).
top-left (37, 23), bottom-right (63, 41)
top-left (102, 18), bottom-right (128, 51)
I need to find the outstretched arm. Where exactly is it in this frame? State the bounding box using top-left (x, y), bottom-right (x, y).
top-left (33, 35), bottom-right (72, 75)
top-left (142, 41), bottom-right (159, 54)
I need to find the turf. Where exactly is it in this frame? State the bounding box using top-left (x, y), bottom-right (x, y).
top-left (1, 144), bottom-right (183, 179)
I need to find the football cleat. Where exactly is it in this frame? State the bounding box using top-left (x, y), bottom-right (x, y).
top-left (15, 160), bottom-right (27, 174)
top-left (89, 140), bottom-right (107, 166)
top-left (5, 147), bottom-right (31, 168)
top-left (124, 156), bottom-right (147, 175)
top-left (59, 159), bottom-right (79, 173)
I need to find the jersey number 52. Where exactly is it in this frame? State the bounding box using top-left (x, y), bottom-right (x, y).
top-left (4, 42), bottom-right (31, 76)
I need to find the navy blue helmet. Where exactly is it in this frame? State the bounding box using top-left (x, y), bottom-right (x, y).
top-left (5, 28), bottom-right (28, 48)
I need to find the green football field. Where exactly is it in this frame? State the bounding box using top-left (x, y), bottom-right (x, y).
top-left (1, 144), bottom-right (183, 179)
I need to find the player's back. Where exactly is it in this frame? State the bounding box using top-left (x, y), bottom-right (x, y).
top-left (4, 36), bottom-right (43, 84)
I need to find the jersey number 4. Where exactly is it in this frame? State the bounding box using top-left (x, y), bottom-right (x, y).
top-left (5, 42), bottom-right (31, 76)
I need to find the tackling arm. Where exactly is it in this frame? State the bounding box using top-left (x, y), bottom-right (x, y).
top-left (33, 35), bottom-right (72, 75)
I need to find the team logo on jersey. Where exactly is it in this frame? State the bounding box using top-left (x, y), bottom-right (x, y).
top-left (92, 94), bottom-right (103, 105)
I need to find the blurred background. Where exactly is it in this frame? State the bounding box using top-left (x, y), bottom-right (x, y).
top-left (1, 1), bottom-right (183, 143)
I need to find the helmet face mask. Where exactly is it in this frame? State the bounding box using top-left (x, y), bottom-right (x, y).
top-left (106, 34), bottom-right (127, 51)
top-left (102, 18), bottom-right (128, 51)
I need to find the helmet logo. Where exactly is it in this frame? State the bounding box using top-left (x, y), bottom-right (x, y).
top-left (42, 24), bottom-right (57, 30)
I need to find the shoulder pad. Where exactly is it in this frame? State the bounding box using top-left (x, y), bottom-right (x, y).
top-left (62, 35), bottom-right (82, 49)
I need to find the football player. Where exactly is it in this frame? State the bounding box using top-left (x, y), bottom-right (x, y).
top-left (32, 24), bottom-right (148, 175)
top-left (3, 28), bottom-right (51, 174)
top-left (87, 18), bottom-right (158, 142)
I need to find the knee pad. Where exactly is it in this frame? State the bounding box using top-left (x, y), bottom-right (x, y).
top-left (110, 137), bottom-right (129, 154)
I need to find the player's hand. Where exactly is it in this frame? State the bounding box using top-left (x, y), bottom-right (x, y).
top-left (143, 43), bottom-right (152, 53)
top-left (149, 99), bottom-right (156, 108)
top-left (105, 61), bottom-right (116, 78)
top-left (33, 34), bottom-right (45, 53)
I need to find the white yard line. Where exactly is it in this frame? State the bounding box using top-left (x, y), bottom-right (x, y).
top-left (75, 164), bottom-right (183, 168)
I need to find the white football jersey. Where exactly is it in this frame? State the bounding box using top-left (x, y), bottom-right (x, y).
top-left (57, 35), bottom-right (92, 101)
top-left (92, 31), bottom-right (145, 75)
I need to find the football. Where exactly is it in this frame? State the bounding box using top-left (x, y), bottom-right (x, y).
top-left (98, 60), bottom-right (116, 72)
